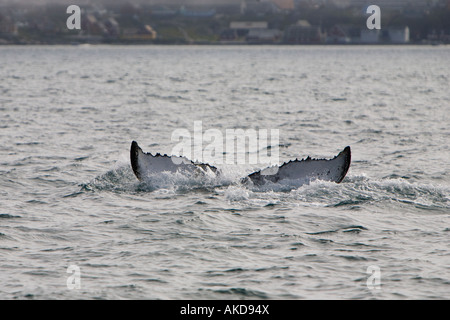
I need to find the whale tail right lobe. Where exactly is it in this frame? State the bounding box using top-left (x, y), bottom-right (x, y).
top-left (245, 146), bottom-right (351, 186)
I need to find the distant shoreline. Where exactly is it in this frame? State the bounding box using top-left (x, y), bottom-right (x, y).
top-left (1, 41), bottom-right (447, 46)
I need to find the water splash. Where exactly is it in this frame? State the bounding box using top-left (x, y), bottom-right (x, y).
top-left (82, 162), bottom-right (449, 214)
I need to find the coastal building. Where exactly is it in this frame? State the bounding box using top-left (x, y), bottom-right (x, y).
top-left (284, 20), bottom-right (325, 44)
top-left (223, 21), bottom-right (270, 42)
top-left (246, 28), bottom-right (282, 43)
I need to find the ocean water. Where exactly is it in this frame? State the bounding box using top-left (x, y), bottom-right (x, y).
top-left (0, 45), bottom-right (449, 300)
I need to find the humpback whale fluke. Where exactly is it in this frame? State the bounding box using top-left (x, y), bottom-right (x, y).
top-left (130, 141), bottom-right (351, 186)
top-left (130, 141), bottom-right (218, 181)
top-left (244, 146), bottom-right (351, 186)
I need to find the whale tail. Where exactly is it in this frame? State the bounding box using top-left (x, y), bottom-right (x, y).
top-left (130, 141), bottom-right (218, 181)
top-left (130, 141), bottom-right (350, 186)
top-left (244, 146), bottom-right (351, 185)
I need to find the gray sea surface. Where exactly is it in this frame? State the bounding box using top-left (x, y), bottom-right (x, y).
top-left (0, 45), bottom-right (449, 299)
